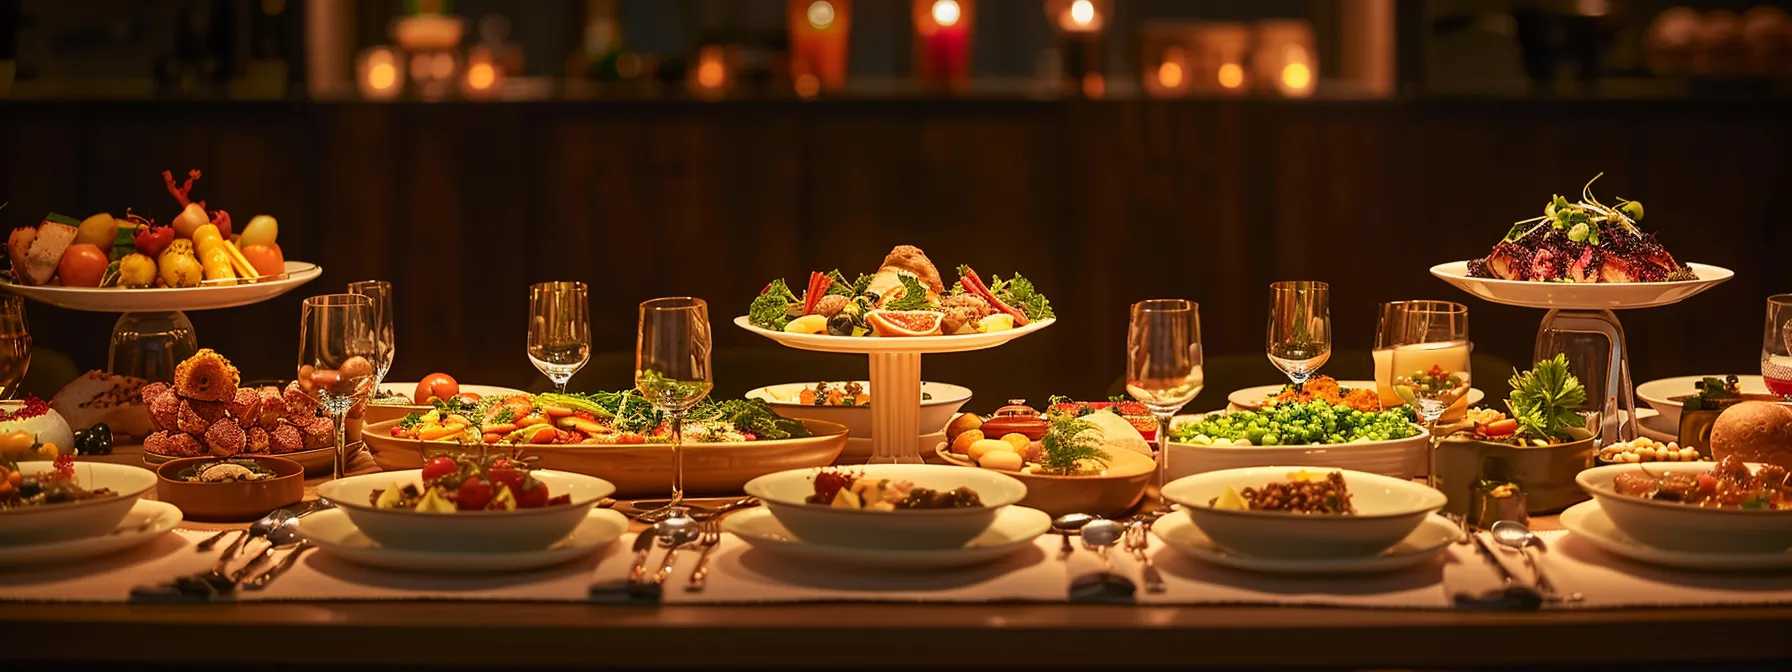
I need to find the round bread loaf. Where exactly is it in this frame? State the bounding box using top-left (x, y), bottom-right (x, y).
top-left (1709, 401), bottom-right (1792, 469)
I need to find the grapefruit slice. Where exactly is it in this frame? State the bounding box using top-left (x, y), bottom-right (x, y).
top-left (865, 309), bottom-right (943, 337)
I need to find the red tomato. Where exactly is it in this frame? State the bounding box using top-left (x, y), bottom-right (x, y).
top-left (414, 373), bottom-right (459, 405)
top-left (487, 464), bottom-right (527, 493)
top-left (457, 475), bottom-right (493, 510)
top-left (56, 244), bottom-right (110, 287)
top-left (240, 243), bottom-right (284, 278)
top-left (513, 478), bottom-right (549, 508)
top-left (421, 456), bottom-right (458, 481)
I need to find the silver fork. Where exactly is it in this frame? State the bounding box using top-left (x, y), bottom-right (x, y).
top-left (1126, 522), bottom-right (1166, 594)
top-left (686, 519), bottom-right (723, 592)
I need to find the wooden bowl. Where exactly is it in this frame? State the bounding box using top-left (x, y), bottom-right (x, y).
top-left (155, 456), bottom-right (305, 522)
top-left (934, 442), bottom-right (1155, 518)
top-left (361, 418), bottom-right (850, 498)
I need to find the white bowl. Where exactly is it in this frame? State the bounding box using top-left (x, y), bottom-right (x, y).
top-left (1635, 375), bottom-right (1769, 426)
top-left (735, 316), bottom-right (1054, 355)
top-left (0, 461), bottom-right (156, 545)
top-left (743, 464), bottom-right (1026, 550)
top-left (1161, 465), bottom-right (1447, 559)
top-left (1165, 413), bottom-right (1431, 481)
top-left (0, 405), bottom-right (75, 458)
top-left (315, 468), bottom-right (614, 553)
top-left (1430, 261), bottom-right (1732, 310)
top-left (745, 381), bottom-right (972, 439)
top-left (2, 260), bottom-right (322, 312)
top-left (1577, 462), bottom-right (1792, 554)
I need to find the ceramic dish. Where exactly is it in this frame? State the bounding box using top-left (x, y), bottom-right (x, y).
top-left (1635, 375), bottom-right (1772, 426)
top-left (154, 456), bottom-right (305, 522)
top-left (0, 461), bottom-right (157, 545)
top-left (1637, 409), bottom-right (1677, 444)
top-left (1429, 261), bottom-right (1732, 310)
top-left (1165, 414), bottom-right (1430, 481)
top-left (745, 381), bottom-right (972, 439)
top-left (723, 506), bottom-right (1049, 570)
top-left (315, 468), bottom-right (615, 553)
top-left (933, 442), bottom-right (1154, 518)
top-left (1576, 461), bottom-right (1792, 554)
top-left (142, 442), bottom-right (363, 477)
top-left (298, 507), bottom-right (628, 573)
top-left (1152, 512), bottom-right (1459, 574)
top-left (1226, 381), bottom-right (1484, 412)
top-left (1161, 465), bottom-right (1447, 560)
top-left (1559, 500), bottom-right (1792, 571)
top-left (744, 464), bottom-right (1026, 550)
top-left (364, 382), bottom-right (532, 425)
top-left (734, 316), bottom-right (1055, 355)
top-left (0, 260), bottom-right (321, 312)
top-left (0, 500), bottom-right (180, 567)
top-left (363, 418), bottom-right (848, 498)
top-left (0, 403), bottom-right (75, 458)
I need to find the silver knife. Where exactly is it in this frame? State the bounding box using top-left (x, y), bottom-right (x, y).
top-left (625, 531), bottom-right (656, 585)
top-left (1128, 523), bottom-right (1166, 594)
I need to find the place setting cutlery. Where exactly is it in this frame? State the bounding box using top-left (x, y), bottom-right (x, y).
top-left (1451, 519), bottom-right (1583, 610)
top-left (591, 515), bottom-right (725, 600)
top-left (1064, 515), bottom-right (1137, 603)
top-left (132, 500), bottom-right (335, 601)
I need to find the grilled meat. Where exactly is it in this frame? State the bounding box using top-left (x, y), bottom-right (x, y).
top-left (1468, 228), bottom-right (1694, 283)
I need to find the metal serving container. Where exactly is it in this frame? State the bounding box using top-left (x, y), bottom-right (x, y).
top-left (1433, 428), bottom-right (1596, 517)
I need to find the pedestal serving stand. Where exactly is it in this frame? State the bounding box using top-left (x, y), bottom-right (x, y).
top-left (735, 316), bottom-right (1055, 464)
top-left (1431, 261), bottom-right (1732, 445)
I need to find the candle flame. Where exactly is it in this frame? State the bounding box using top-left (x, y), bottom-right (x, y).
top-left (1157, 61), bottom-right (1183, 89)
top-left (1217, 63), bottom-right (1243, 89)
top-left (807, 1), bottom-right (836, 29)
top-left (931, 0), bottom-right (961, 27)
top-left (1069, 0), bottom-right (1094, 27)
top-left (467, 62), bottom-right (495, 90)
top-left (1281, 62), bottom-right (1311, 92)
top-left (697, 47), bottom-right (726, 89)
top-left (369, 62), bottom-right (396, 91)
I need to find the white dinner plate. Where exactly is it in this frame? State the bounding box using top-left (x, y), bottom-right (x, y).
top-left (1226, 381), bottom-right (1484, 411)
top-left (1635, 375), bottom-right (1770, 426)
top-left (297, 507), bottom-right (628, 573)
top-left (722, 505), bottom-right (1049, 570)
top-left (1430, 261), bottom-right (1732, 310)
top-left (1559, 500), bottom-right (1792, 571)
top-left (1, 260), bottom-right (322, 313)
top-left (1151, 512), bottom-right (1460, 574)
top-left (0, 499), bottom-right (180, 567)
top-left (734, 316), bottom-right (1054, 355)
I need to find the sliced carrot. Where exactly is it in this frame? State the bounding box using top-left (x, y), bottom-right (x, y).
top-left (418, 424), bottom-right (460, 440)
top-left (482, 432), bottom-right (503, 444)
top-left (1481, 418), bottom-right (1518, 437)
top-left (540, 405), bottom-right (574, 418)
top-left (484, 423), bottom-right (517, 434)
top-left (529, 425), bottom-right (559, 444)
top-left (518, 415), bottom-right (549, 427)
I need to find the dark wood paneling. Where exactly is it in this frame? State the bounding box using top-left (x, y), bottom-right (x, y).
top-left (1, 100), bottom-right (1787, 411)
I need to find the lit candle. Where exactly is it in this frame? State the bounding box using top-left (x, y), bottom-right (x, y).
top-left (1141, 21), bottom-right (1249, 97)
top-left (461, 46), bottom-right (503, 99)
top-left (356, 47), bottom-right (404, 100)
top-left (789, 0), bottom-right (852, 97)
top-left (1044, 0), bottom-right (1108, 98)
top-left (914, 0), bottom-right (973, 93)
top-left (691, 45), bottom-right (732, 100)
top-left (1148, 46), bottom-right (1188, 97)
top-left (1254, 20), bottom-right (1317, 98)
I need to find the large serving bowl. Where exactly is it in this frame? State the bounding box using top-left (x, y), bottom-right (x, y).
top-left (745, 381), bottom-right (972, 439)
top-left (1165, 414), bottom-right (1430, 481)
top-left (154, 456), bottom-right (306, 522)
top-left (315, 468), bottom-right (614, 553)
top-left (363, 382), bottom-right (531, 425)
top-left (743, 464), bottom-right (1026, 550)
top-left (1576, 462), bottom-right (1792, 554)
top-left (1161, 466), bottom-right (1447, 559)
top-left (362, 418), bottom-right (849, 498)
top-left (0, 461), bottom-right (156, 544)
top-left (934, 443), bottom-right (1154, 518)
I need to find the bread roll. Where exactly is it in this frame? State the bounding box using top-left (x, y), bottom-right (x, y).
top-left (1709, 401), bottom-right (1792, 469)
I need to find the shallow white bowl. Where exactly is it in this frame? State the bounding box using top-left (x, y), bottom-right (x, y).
top-left (1430, 261), bottom-right (1732, 310)
top-left (1161, 465), bottom-right (1447, 559)
top-left (1635, 375), bottom-right (1769, 426)
top-left (1166, 413), bottom-right (1430, 481)
top-left (734, 316), bottom-right (1054, 355)
top-left (743, 464), bottom-right (1026, 550)
top-left (1, 260), bottom-right (321, 312)
top-left (1577, 462), bottom-right (1792, 554)
top-left (0, 461), bottom-right (156, 545)
top-left (745, 381), bottom-right (972, 439)
top-left (315, 468), bottom-right (614, 553)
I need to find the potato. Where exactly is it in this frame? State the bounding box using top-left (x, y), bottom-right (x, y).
top-left (999, 433), bottom-right (1029, 451)
top-left (76, 213), bottom-right (117, 251)
top-left (978, 450), bottom-right (1023, 471)
top-left (949, 429), bottom-right (984, 455)
top-left (966, 439), bottom-right (1014, 463)
top-left (944, 412), bottom-right (983, 442)
top-left (118, 253), bottom-right (157, 288)
top-left (159, 254), bottom-right (202, 288)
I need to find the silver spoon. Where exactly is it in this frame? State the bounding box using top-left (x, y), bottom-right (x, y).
top-left (1051, 513), bottom-right (1094, 558)
top-left (1070, 519), bottom-right (1135, 601)
top-left (220, 518), bottom-right (303, 594)
top-left (1490, 520), bottom-right (1583, 603)
top-left (1079, 518), bottom-right (1126, 571)
top-left (648, 516), bottom-right (702, 587)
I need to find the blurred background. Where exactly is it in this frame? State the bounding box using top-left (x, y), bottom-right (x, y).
top-left (0, 0), bottom-right (1788, 411)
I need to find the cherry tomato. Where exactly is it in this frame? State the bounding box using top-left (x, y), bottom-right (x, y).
top-left (421, 456), bottom-right (458, 482)
top-left (487, 464), bottom-right (527, 493)
top-left (513, 478), bottom-right (549, 509)
top-left (414, 373), bottom-right (459, 405)
top-left (457, 475), bottom-right (493, 510)
top-left (56, 244), bottom-right (110, 287)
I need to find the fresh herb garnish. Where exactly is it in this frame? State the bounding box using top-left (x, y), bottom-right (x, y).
top-left (1505, 354), bottom-right (1587, 443)
top-left (988, 273), bottom-right (1055, 321)
top-left (748, 279), bottom-right (799, 330)
top-left (882, 274), bottom-right (933, 311)
top-left (1038, 413), bottom-right (1109, 476)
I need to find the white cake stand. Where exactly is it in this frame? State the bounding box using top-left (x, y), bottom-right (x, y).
top-left (735, 316), bottom-right (1055, 464)
top-left (1431, 261), bottom-right (1732, 444)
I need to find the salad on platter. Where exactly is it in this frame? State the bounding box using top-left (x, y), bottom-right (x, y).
top-left (1467, 174), bottom-right (1695, 283)
top-left (389, 392), bottom-right (812, 446)
top-left (747, 245), bottom-right (1053, 337)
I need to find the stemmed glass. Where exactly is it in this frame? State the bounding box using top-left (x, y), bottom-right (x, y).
top-left (1385, 302), bottom-right (1472, 487)
top-left (1375, 300), bottom-right (1469, 412)
top-left (347, 280), bottom-right (395, 391)
top-left (1763, 294), bottom-right (1792, 400)
top-left (297, 294), bottom-right (378, 481)
top-left (528, 281), bottom-right (591, 394)
top-left (0, 296), bottom-right (30, 400)
top-left (1266, 281), bottom-right (1331, 386)
top-left (1126, 299), bottom-right (1203, 517)
top-left (633, 297), bottom-right (714, 523)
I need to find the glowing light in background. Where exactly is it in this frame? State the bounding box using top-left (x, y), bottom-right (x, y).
top-left (369, 63), bottom-right (396, 90)
top-left (931, 0), bottom-right (961, 27)
top-left (357, 47), bottom-right (403, 100)
top-left (1069, 0), bottom-right (1094, 27)
top-left (795, 73), bottom-right (821, 98)
top-left (1157, 60), bottom-right (1183, 89)
top-left (1217, 62), bottom-right (1244, 89)
top-left (807, 1), bottom-right (836, 29)
top-left (466, 62), bottom-right (495, 91)
top-left (1280, 62), bottom-right (1311, 91)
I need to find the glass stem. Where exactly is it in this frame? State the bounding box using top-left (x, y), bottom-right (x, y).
top-left (332, 409), bottom-right (349, 481)
top-left (669, 410), bottom-right (685, 510)
top-left (1154, 412), bottom-right (1174, 511)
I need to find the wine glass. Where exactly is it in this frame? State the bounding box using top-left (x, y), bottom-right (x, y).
top-left (528, 281), bottom-right (591, 394)
top-left (1385, 302), bottom-right (1471, 487)
top-left (297, 294), bottom-right (378, 481)
top-left (347, 280), bottom-right (395, 391)
top-left (634, 297), bottom-right (714, 523)
top-left (0, 296), bottom-right (29, 400)
top-left (1375, 300), bottom-right (1469, 411)
top-left (1266, 281), bottom-right (1331, 386)
top-left (1763, 294), bottom-right (1792, 400)
top-left (1126, 299), bottom-right (1203, 517)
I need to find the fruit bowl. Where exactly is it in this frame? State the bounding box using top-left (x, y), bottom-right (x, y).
top-left (1429, 261), bottom-right (1732, 310)
top-left (734, 316), bottom-right (1055, 355)
top-left (934, 442), bottom-right (1154, 518)
top-left (0, 260), bottom-right (322, 313)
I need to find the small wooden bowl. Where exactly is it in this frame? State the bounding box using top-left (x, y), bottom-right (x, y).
top-left (935, 443), bottom-right (1155, 518)
top-left (155, 456), bottom-right (306, 522)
